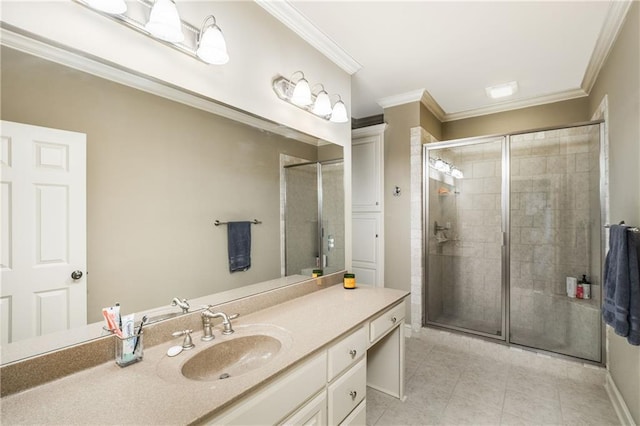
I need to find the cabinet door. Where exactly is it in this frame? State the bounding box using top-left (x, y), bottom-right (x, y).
top-left (206, 352), bottom-right (327, 425)
top-left (352, 136), bottom-right (380, 212)
top-left (352, 214), bottom-right (380, 286)
top-left (281, 391), bottom-right (327, 426)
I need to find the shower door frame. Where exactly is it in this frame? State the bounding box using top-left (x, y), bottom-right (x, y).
top-left (422, 120), bottom-right (606, 363)
top-left (284, 158), bottom-right (344, 275)
top-left (422, 135), bottom-right (509, 342)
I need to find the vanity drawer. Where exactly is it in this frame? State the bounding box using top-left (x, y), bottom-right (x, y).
top-left (327, 326), bottom-right (367, 381)
top-left (340, 399), bottom-right (366, 426)
top-left (369, 301), bottom-right (405, 344)
top-left (327, 358), bottom-right (366, 426)
top-left (207, 352), bottom-right (327, 425)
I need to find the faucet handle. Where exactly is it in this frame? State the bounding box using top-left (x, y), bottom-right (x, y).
top-left (228, 313), bottom-right (240, 320)
top-left (171, 298), bottom-right (190, 313)
top-left (172, 329), bottom-right (195, 350)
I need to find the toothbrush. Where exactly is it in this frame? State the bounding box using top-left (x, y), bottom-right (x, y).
top-left (133, 315), bottom-right (147, 354)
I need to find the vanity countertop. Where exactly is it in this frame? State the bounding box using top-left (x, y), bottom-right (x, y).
top-left (0, 285), bottom-right (409, 425)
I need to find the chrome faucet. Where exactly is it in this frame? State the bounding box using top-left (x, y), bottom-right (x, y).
top-left (171, 297), bottom-right (190, 313)
top-left (201, 308), bottom-right (239, 339)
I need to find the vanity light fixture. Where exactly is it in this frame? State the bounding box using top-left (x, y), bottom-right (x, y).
top-left (311, 84), bottom-right (333, 116)
top-left (75, 0), bottom-right (229, 65)
top-left (86, 0), bottom-right (127, 14)
top-left (486, 81), bottom-right (518, 99)
top-left (329, 95), bottom-right (349, 123)
top-left (145, 0), bottom-right (184, 43)
top-left (272, 73), bottom-right (349, 124)
top-left (289, 71), bottom-right (313, 106)
top-left (196, 15), bottom-right (229, 65)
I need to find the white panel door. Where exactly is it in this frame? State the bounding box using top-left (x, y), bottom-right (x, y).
top-left (351, 136), bottom-right (380, 212)
top-left (1, 120), bottom-right (86, 344)
top-left (352, 214), bottom-right (379, 286)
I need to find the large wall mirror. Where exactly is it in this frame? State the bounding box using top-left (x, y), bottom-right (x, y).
top-left (0, 45), bottom-right (345, 363)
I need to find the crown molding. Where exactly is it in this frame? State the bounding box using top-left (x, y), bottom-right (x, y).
top-left (376, 86), bottom-right (589, 123)
top-left (581, 0), bottom-right (633, 94)
top-left (0, 25), bottom-right (324, 146)
top-left (443, 88), bottom-right (588, 122)
top-left (255, 0), bottom-right (362, 75)
top-left (351, 122), bottom-right (387, 138)
top-left (377, 89), bottom-right (425, 110)
top-left (420, 90), bottom-right (446, 122)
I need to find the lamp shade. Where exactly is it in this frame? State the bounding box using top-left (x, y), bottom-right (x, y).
top-left (86, 0), bottom-right (127, 14)
top-left (312, 90), bottom-right (332, 116)
top-left (145, 0), bottom-right (184, 43)
top-left (329, 100), bottom-right (348, 123)
top-left (291, 78), bottom-right (312, 106)
top-left (197, 20), bottom-right (229, 65)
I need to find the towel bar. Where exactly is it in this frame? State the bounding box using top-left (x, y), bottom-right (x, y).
top-left (604, 222), bottom-right (639, 232)
top-left (214, 219), bottom-right (262, 226)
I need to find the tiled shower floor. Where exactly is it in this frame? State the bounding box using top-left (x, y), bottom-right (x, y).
top-left (367, 328), bottom-right (620, 426)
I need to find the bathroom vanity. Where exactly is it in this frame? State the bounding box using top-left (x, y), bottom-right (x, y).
top-left (0, 283), bottom-right (408, 425)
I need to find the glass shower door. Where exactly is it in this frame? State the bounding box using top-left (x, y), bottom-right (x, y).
top-left (284, 163), bottom-right (319, 276)
top-left (509, 124), bottom-right (602, 362)
top-left (320, 161), bottom-right (345, 273)
top-left (425, 137), bottom-right (505, 338)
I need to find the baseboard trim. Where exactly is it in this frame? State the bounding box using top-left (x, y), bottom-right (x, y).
top-left (605, 372), bottom-right (636, 426)
top-left (404, 323), bottom-right (413, 338)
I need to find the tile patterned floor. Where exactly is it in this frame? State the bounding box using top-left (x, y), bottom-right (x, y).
top-left (367, 328), bottom-right (620, 426)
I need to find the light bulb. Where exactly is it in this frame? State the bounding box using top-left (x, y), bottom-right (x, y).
top-left (291, 78), bottom-right (312, 106)
top-left (145, 0), bottom-right (184, 43)
top-left (312, 91), bottom-right (332, 116)
top-left (451, 168), bottom-right (464, 179)
top-left (329, 100), bottom-right (348, 123)
top-left (197, 20), bottom-right (228, 65)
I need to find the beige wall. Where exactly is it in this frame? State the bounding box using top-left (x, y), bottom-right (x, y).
top-left (383, 103), bottom-right (421, 316)
top-left (420, 103), bottom-right (443, 141)
top-left (1, 47), bottom-right (321, 323)
top-left (589, 2), bottom-right (640, 422)
top-left (0, 1), bottom-right (351, 146)
top-left (442, 97), bottom-right (590, 140)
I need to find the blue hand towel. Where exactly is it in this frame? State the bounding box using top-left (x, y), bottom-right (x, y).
top-left (602, 224), bottom-right (640, 346)
top-left (628, 231), bottom-right (640, 345)
top-left (227, 221), bottom-right (251, 273)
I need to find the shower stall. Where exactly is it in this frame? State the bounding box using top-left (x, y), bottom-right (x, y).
top-left (284, 160), bottom-right (345, 276)
top-left (424, 122), bottom-right (604, 362)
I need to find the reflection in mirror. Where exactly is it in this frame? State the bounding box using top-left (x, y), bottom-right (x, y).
top-left (284, 160), bottom-right (345, 276)
top-left (0, 46), bottom-right (344, 363)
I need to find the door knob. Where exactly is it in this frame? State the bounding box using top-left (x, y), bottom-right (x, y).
top-left (71, 270), bottom-right (83, 280)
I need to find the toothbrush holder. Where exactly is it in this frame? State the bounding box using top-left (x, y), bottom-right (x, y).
top-left (115, 332), bottom-right (143, 367)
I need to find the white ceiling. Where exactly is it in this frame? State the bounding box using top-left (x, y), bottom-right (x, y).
top-left (257, 1), bottom-right (631, 121)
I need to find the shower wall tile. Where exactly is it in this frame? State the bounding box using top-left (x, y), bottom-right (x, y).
top-left (519, 157), bottom-right (547, 175)
top-left (473, 161), bottom-right (497, 178)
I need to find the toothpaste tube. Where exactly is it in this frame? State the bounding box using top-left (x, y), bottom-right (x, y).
top-left (120, 314), bottom-right (136, 360)
top-left (102, 307), bottom-right (122, 337)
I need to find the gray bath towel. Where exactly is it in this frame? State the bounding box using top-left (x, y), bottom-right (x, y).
top-left (227, 221), bottom-right (251, 273)
top-left (603, 224), bottom-right (640, 345)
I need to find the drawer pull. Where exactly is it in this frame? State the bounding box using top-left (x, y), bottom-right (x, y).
top-left (349, 390), bottom-right (357, 400)
top-left (391, 316), bottom-right (397, 324)
top-left (349, 349), bottom-right (357, 358)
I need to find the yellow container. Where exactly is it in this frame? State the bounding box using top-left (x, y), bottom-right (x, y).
top-left (343, 273), bottom-right (356, 289)
top-left (312, 269), bottom-right (323, 278)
